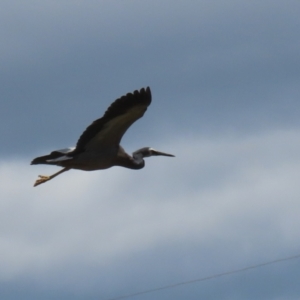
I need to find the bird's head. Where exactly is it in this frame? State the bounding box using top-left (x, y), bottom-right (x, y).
top-left (133, 147), bottom-right (175, 160)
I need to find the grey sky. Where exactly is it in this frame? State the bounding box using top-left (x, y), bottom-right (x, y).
top-left (1, 1), bottom-right (300, 299)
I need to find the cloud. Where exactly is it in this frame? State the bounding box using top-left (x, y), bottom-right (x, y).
top-left (1, 0), bottom-right (299, 159)
top-left (1, 2), bottom-right (300, 298)
top-left (1, 129), bottom-right (300, 299)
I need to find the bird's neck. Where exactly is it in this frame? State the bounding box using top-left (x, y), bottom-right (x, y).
top-left (133, 152), bottom-right (144, 165)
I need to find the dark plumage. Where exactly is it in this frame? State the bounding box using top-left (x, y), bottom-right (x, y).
top-left (73, 87), bottom-right (152, 154)
top-left (31, 87), bottom-right (174, 187)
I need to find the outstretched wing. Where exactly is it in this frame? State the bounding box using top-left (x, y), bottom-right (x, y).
top-left (72, 87), bottom-right (151, 154)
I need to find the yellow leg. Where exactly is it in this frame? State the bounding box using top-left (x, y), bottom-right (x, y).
top-left (33, 168), bottom-right (70, 187)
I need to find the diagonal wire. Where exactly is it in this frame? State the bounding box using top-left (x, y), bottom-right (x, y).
top-left (107, 253), bottom-right (300, 300)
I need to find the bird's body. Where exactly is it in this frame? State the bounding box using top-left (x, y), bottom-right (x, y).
top-left (31, 87), bottom-right (174, 186)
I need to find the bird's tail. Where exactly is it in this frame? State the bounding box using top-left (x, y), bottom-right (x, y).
top-left (31, 148), bottom-right (74, 165)
top-left (31, 152), bottom-right (64, 165)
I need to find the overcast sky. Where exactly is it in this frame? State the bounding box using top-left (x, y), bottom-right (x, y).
top-left (1, 1), bottom-right (300, 299)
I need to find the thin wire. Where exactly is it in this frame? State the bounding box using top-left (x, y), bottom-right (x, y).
top-left (107, 253), bottom-right (300, 300)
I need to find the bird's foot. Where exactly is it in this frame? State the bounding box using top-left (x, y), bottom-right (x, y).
top-left (33, 175), bottom-right (50, 187)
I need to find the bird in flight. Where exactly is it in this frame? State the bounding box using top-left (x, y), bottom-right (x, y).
top-left (31, 87), bottom-right (174, 187)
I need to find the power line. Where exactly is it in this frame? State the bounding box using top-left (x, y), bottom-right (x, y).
top-left (107, 253), bottom-right (300, 300)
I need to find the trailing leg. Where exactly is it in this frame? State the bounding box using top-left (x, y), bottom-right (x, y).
top-left (33, 167), bottom-right (70, 187)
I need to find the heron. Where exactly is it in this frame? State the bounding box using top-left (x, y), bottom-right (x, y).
top-left (31, 87), bottom-right (174, 187)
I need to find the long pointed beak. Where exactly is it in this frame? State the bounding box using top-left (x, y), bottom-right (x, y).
top-left (152, 150), bottom-right (175, 157)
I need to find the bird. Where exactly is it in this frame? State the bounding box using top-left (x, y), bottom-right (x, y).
top-left (31, 87), bottom-right (175, 187)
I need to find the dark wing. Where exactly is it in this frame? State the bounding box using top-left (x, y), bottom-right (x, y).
top-left (72, 87), bottom-right (151, 154)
